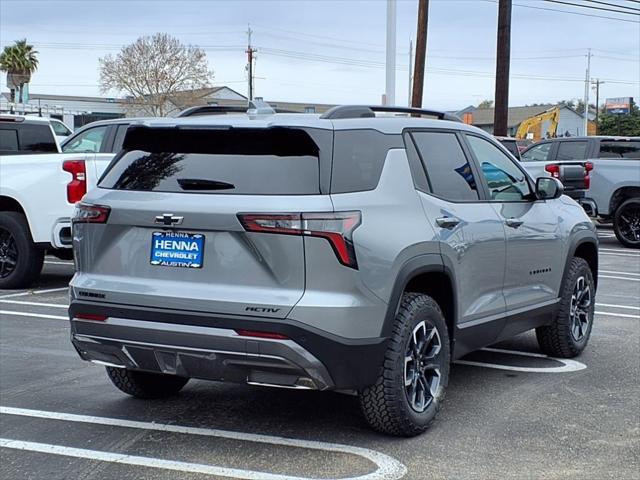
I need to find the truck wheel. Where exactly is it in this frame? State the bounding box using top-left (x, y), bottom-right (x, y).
top-left (106, 367), bottom-right (189, 399)
top-left (613, 198), bottom-right (640, 249)
top-left (0, 212), bottom-right (44, 289)
top-left (359, 293), bottom-right (450, 437)
top-left (536, 257), bottom-right (595, 358)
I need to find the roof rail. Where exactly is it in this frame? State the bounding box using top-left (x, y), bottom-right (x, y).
top-left (320, 105), bottom-right (461, 122)
top-left (177, 103), bottom-right (299, 118)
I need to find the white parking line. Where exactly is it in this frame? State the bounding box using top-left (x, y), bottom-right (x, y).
top-left (0, 287), bottom-right (68, 299)
top-left (0, 310), bottom-right (67, 321)
top-left (0, 300), bottom-right (67, 308)
top-left (599, 248), bottom-right (639, 253)
top-left (44, 261), bottom-right (74, 266)
top-left (596, 303), bottom-right (640, 311)
top-left (454, 348), bottom-right (587, 373)
top-left (0, 406), bottom-right (407, 480)
top-left (599, 275), bottom-right (640, 282)
top-left (595, 311), bottom-right (639, 319)
top-left (600, 270), bottom-right (640, 277)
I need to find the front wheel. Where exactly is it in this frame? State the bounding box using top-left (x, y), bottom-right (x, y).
top-left (536, 257), bottom-right (595, 358)
top-left (106, 367), bottom-right (189, 399)
top-left (359, 293), bottom-right (450, 437)
top-left (0, 212), bottom-right (44, 289)
top-left (613, 198), bottom-right (640, 249)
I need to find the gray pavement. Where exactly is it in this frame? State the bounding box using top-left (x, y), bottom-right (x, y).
top-left (1, 228), bottom-right (638, 479)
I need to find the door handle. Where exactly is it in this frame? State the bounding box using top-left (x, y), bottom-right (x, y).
top-left (505, 218), bottom-right (524, 228)
top-left (436, 217), bottom-right (460, 229)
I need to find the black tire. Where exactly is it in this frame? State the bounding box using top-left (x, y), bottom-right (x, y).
top-left (359, 292), bottom-right (450, 437)
top-left (536, 257), bottom-right (595, 358)
top-left (105, 367), bottom-right (189, 399)
top-left (0, 212), bottom-right (44, 289)
top-left (613, 198), bottom-right (640, 249)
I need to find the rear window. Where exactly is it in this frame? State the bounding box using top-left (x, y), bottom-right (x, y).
top-left (498, 139), bottom-right (520, 158)
top-left (0, 128), bottom-right (19, 153)
top-left (598, 141), bottom-right (640, 159)
top-left (556, 141), bottom-right (588, 160)
top-left (331, 129), bottom-right (403, 193)
top-left (99, 127), bottom-right (321, 195)
top-left (0, 123), bottom-right (57, 154)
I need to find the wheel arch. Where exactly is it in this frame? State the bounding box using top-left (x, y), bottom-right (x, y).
top-left (565, 236), bottom-right (599, 290)
top-left (609, 186), bottom-right (640, 216)
top-left (382, 255), bottom-right (456, 348)
top-left (0, 195), bottom-right (26, 214)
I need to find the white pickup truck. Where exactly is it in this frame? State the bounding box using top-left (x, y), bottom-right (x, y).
top-left (0, 115), bottom-right (132, 288)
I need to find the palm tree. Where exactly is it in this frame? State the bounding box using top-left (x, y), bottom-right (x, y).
top-left (0, 39), bottom-right (39, 103)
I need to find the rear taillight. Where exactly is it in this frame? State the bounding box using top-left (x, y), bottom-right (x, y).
top-left (235, 329), bottom-right (288, 340)
top-left (584, 161), bottom-right (593, 189)
top-left (238, 211), bottom-right (362, 268)
top-left (73, 203), bottom-right (111, 224)
top-left (545, 164), bottom-right (560, 178)
top-left (63, 159), bottom-right (87, 204)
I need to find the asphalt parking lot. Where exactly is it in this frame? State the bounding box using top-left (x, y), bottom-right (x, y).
top-left (0, 226), bottom-right (638, 480)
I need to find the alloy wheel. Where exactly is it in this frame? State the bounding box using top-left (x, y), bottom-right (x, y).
top-left (404, 320), bottom-right (442, 413)
top-left (0, 227), bottom-right (18, 279)
top-left (617, 203), bottom-right (640, 246)
top-left (570, 275), bottom-right (592, 342)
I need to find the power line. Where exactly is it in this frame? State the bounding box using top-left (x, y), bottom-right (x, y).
top-left (478, 0), bottom-right (640, 22)
top-left (583, 0), bottom-right (640, 12)
top-left (543, 0), bottom-right (640, 16)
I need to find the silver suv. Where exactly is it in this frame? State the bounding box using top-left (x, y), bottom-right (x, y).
top-left (69, 105), bottom-right (598, 436)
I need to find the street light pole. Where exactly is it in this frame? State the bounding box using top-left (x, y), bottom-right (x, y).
top-left (493, 0), bottom-right (512, 137)
top-left (385, 0), bottom-right (397, 106)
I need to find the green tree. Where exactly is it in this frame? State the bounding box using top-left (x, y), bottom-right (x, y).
top-left (0, 39), bottom-right (39, 103)
top-left (598, 102), bottom-right (640, 136)
top-left (477, 99), bottom-right (494, 109)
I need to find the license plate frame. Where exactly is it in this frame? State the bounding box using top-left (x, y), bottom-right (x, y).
top-left (150, 231), bottom-right (204, 269)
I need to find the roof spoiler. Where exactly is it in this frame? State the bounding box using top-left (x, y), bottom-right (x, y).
top-left (320, 105), bottom-right (461, 122)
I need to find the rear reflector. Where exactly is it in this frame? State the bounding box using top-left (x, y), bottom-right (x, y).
top-left (238, 211), bottom-right (362, 268)
top-left (75, 313), bottom-right (107, 322)
top-left (235, 329), bottom-right (289, 340)
top-left (73, 203), bottom-right (111, 224)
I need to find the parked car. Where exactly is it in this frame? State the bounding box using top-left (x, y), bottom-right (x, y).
top-left (495, 136), bottom-right (521, 160)
top-left (0, 115), bottom-right (138, 288)
top-left (69, 104), bottom-right (598, 436)
top-left (521, 136), bottom-right (640, 248)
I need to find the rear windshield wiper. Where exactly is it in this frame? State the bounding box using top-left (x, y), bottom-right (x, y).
top-left (177, 178), bottom-right (235, 191)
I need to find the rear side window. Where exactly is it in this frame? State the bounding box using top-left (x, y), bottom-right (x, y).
top-left (521, 142), bottom-right (552, 162)
top-left (17, 124), bottom-right (57, 153)
top-left (331, 130), bottom-right (402, 193)
top-left (556, 141), bottom-right (588, 160)
top-left (411, 131), bottom-right (479, 201)
top-left (100, 127), bottom-right (321, 195)
top-left (112, 124), bottom-right (129, 153)
top-left (0, 128), bottom-right (19, 153)
top-left (499, 140), bottom-right (520, 158)
top-left (598, 141), bottom-right (640, 159)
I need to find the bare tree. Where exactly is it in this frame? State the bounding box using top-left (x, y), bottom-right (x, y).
top-left (99, 33), bottom-right (213, 116)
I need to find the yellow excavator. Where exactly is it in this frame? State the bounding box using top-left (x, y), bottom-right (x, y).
top-left (516, 107), bottom-right (560, 141)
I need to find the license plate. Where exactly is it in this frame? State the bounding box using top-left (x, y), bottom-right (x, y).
top-left (150, 231), bottom-right (204, 268)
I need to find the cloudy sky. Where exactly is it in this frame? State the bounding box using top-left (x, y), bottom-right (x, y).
top-left (1, 0), bottom-right (638, 110)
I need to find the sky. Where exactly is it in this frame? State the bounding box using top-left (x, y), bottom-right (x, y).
top-left (1, 0), bottom-right (639, 111)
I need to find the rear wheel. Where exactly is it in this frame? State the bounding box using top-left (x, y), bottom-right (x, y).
top-left (613, 198), bottom-right (640, 249)
top-left (106, 367), bottom-right (189, 399)
top-left (359, 293), bottom-right (450, 437)
top-left (536, 257), bottom-right (595, 358)
top-left (0, 212), bottom-right (44, 289)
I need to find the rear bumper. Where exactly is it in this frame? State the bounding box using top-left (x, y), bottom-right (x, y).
top-left (51, 218), bottom-right (72, 248)
top-left (69, 300), bottom-right (388, 390)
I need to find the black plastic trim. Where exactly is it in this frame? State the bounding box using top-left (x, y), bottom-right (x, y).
top-left (68, 300), bottom-right (388, 390)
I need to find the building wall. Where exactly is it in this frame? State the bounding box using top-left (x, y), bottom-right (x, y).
top-left (558, 108), bottom-right (586, 137)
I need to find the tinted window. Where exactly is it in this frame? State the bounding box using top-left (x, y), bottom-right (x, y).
top-left (412, 131), bottom-right (479, 201)
top-left (467, 135), bottom-right (531, 201)
top-left (331, 130), bottom-right (402, 193)
top-left (598, 141), bottom-right (640, 159)
top-left (499, 139), bottom-right (520, 158)
top-left (63, 126), bottom-right (108, 153)
top-left (521, 142), bottom-right (552, 162)
top-left (51, 120), bottom-right (71, 136)
top-left (0, 128), bottom-right (19, 152)
top-left (18, 124), bottom-right (57, 153)
top-left (100, 127), bottom-right (321, 195)
top-left (556, 141), bottom-right (588, 160)
top-left (112, 124), bottom-right (129, 153)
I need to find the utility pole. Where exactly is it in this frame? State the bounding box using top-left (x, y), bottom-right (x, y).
top-left (493, 0), bottom-right (512, 137)
top-left (583, 48), bottom-right (592, 136)
top-left (385, 0), bottom-right (397, 106)
top-left (591, 78), bottom-right (604, 134)
top-left (408, 40), bottom-right (413, 107)
top-left (411, 0), bottom-right (429, 108)
top-left (246, 25), bottom-right (257, 101)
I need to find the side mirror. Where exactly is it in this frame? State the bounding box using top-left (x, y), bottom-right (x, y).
top-left (536, 177), bottom-right (564, 200)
